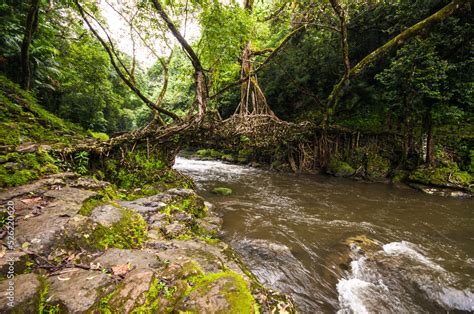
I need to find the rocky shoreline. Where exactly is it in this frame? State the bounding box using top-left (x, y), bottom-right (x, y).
top-left (0, 173), bottom-right (295, 313)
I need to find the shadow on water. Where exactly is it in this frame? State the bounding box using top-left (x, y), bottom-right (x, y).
top-left (174, 157), bottom-right (474, 313)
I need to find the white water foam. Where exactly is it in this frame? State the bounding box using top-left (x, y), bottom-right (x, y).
top-left (336, 278), bottom-right (372, 314)
top-left (382, 241), bottom-right (444, 271)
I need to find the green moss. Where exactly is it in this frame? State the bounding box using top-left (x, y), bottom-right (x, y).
top-left (161, 195), bottom-right (207, 219)
top-left (212, 187), bottom-right (233, 196)
top-left (328, 157), bottom-right (355, 177)
top-left (0, 151), bottom-right (59, 188)
top-left (38, 277), bottom-right (61, 314)
top-left (90, 208), bottom-right (148, 250)
top-left (221, 154), bottom-right (234, 162)
top-left (409, 164), bottom-right (472, 188)
top-left (237, 148), bottom-right (252, 163)
top-left (129, 277), bottom-right (179, 313)
top-left (0, 75), bottom-right (87, 147)
top-left (89, 131), bottom-right (110, 141)
top-left (79, 184), bottom-right (123, 216)
top-left (196, 148), bottom-right (223, 159)
top-left (184, 271), bottom-right (256, 313)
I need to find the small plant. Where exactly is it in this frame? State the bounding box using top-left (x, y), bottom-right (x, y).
top-left (74, 151), bottom-right (89, 175)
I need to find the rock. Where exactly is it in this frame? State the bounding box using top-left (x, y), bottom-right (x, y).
top-left (69, 176), bottom-right (109, 190)
top-left (39, 144), bottom-right (52, 151)
top-left (0, 250), bottom-right (30, 276)
top-left (93, 248), bottom-right (162, 270)
top-left (167, 188), bottom-right (195, 197)
top-left (90, 204), bottom-right (123, 227)
top-left (171, 211), bottom-right (194, 224)
top-left (328, 158), bottom-right (355, 177)
top-left (197, 220), bottom-right (220, 236)
top-left (118, 195), bottom-right (168, 215)
top-left (163, 222), bottom-right (187, 238)
top-left (48, 268), bottom-right (112, 313)
top-left (148, 212), bottom-right (169, 229)
top-left (108, 268), bottom-right (155, 312)
top-left (212, 187), bottom-right (233, 196)
top-left (0, 273), bottom-right (41, 313)
top-left (14, 188), bottom-right (95, 254)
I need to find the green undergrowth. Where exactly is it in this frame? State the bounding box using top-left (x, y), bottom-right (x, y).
top-left (97, 150), bottom-right (193, 192)
top-left (0, 151), bottom-right (59, 187)
top-left (0, 75), bottom-right (90, 187)
top-left (161, 195), bottom-right (208, 219)
top-left (0, 75), bottom-right (86, 147)
top-left (38, 277), bottom-right (61, 314)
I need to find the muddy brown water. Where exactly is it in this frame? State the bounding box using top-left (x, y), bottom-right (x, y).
top-left (174, 157), bottom-right (474, 313)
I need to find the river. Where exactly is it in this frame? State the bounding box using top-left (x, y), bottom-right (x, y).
top-left (174, 157), bottom-right (474, 313)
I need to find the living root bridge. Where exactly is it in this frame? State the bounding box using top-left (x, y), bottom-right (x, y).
top-left (63, 113), bottom-right (401, 174)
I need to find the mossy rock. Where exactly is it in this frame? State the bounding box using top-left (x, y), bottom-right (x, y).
top-left (221, 154), bottom-right (234, 162)
top-left (177, 271), bottom-right (256, 313)
top-left (328, 158), bottom-right (355, 177)
top-left (65, 207), bottom-right (148, 251)
top-left (212, 187), bottom-right (233, 196)
top-left (409, 165), bottom-right (472, 189)
top-left (237, 148), bottom-right (253, 163)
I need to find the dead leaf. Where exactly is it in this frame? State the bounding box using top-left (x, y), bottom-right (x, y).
top-left (20, 197), bottom-right (42, 205)
top-left (111, 263), bottom-right (130, 276)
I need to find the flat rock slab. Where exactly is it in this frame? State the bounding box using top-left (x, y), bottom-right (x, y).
top-left (109, 268), bottom-right (155, 312)
top-left (177, 275), bottom-right (246, 313)
top-left (0, 273), bottom-right (41, 313)
top-left (90, 204), bottom-right (123, 227)
top-left (48, 268), bottom-right (112, 313)
top-left (93, 248), bottom-right (162, 270)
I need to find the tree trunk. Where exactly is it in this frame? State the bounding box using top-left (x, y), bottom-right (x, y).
top-left (151, 0), bottom-right (207, 120)
top-left (21, 0), bottom-right (40, 90)
top-left (423, 105), bottom-right (434, 166)
top-left (235, 0), bottom-right (275, 117)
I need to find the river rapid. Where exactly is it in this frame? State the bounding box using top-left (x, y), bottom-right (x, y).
top-left (174, 157), bottom-right (474, 313)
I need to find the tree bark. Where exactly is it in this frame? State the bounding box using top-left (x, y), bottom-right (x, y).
top-left (324, 0), bottom-right (466, 124)
top-left (21, 0), bottom-right (40, 90)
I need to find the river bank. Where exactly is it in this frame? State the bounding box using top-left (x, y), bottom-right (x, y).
top-left (0, 172), bottom-right (295, 313)
top-left (183, 148), bottom-right (473, 198)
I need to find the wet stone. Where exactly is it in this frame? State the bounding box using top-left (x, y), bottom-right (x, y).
top-left (47, 268), bottom-right (112, 313)
top-left (93, 248), bottom-right (162, 270)
top-left (90, 204), bottom-right (123, 227)
top-left (0, 273), bottom-right (41, 313)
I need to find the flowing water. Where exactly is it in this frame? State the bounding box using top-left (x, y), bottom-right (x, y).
top-left (174, 157), bottom-right (474, 313)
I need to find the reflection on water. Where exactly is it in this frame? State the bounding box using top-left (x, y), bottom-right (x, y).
top-left (174, 157), bottom-right (474, 313)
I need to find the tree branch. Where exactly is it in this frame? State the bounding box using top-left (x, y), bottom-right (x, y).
top-left (73, 0), bottom-right (180, 121)
top-left (324, 0), bottom-right (466, 122)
